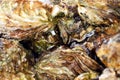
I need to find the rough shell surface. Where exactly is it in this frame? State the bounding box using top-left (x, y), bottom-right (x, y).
top-left (0, 39), bottom-right (35, 80)
top-left (0, 0), bottom-right (120, 80)
top-left (96, 33), bottom-right (120, 70)
top-left (35, 46), bottom-right (103, 80)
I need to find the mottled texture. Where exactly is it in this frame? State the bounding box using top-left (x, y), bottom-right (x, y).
top-left (0, 0), bottom-right (120, 80)
top-left (0, 0), bottom-right (53, 40)
top-left (35, 46), bottom-right (103, 80)
top-left (96, 33), bottom-right (120, 70)
top-left (0, 39), bottom-right (35, 80)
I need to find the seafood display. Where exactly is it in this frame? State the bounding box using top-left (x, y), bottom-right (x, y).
top-left (0, 0), bottom-right (120, 80)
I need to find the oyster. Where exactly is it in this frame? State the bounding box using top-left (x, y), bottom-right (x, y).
top-left (0, 0), bottom-right (54, 40)
top-left (0, 0), bottom-right (119, 41)
top-left (0, 39), bottom-right (27, 72)
top-left (0, 38), bottom-right (35, 80)
top-left (0, 72), bottom-right (35, 80)
top-left (0, 0), bottom-right (120, 80)
top-left (74, 71), bottom-right (99, 80)
top-left (99, 68), bottom-right (119, 80)
top-left (49, 0), bottom-right (120, 46)
top-left (96, 33), bottom-right (120, 70)
top-left (77, 0), bottom-right (120, 25)
top-left (35, 46), bottom-right (103, 80)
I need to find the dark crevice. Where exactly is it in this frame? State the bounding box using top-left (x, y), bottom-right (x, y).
top-left (54, 25), bottom-right (65, 45)
top-left (19, 25), bottom-right (65, 62)
top-left (73, 13), bottom-right (82, 23)
top-left (67, 30), bottom-right (95, 48)
top-left (87, 48), bottom-right (106, 69)
top-left (19, 39), bottom-right (41, 63)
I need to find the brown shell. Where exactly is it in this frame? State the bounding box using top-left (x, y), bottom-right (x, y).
top-left (0, 0), bottom-right (120, 80)
top-left (0, 38), bottom-right (35, 80)
top-left (35, 46), bottom-right (103, 80)
top-left (0, 0), bottom-right (53, 40)
top-left (96, 33), bottom-right (120, 70)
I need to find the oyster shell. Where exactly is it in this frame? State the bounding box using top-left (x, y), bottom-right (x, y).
top-left (0, 0), bottom-right (120, 80)
top-left (77, 0), bottom-right (120, 25)
top-left (0, 38), bottom-right (35, 80)
top-left (74, 71), bottom-right (99, 80)
top-left (0, 0), bottom-right (119, 41)
top-left (96, 33), bottom-right (120, 70)
top-left (0, 72), bottom-right (35, 80)
top-left (99, 68), bottom-right (118, 80)
top-left (0, 0), bottom-right (54, 40)
top-left (50, 0), bottom-right (120, 46)
top-left (0, 39), bottom-right (27, 72)
top-left (35, 46), bottom-right (103, 80)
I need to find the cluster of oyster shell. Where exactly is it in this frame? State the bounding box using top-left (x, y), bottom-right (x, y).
top-left (0, 0), bottom-right (120, 80)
